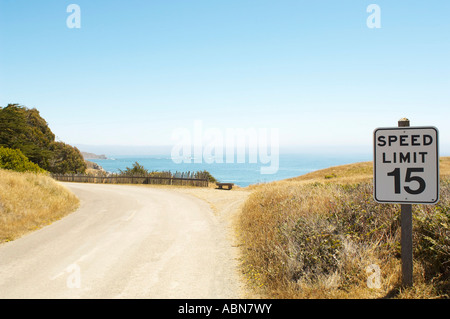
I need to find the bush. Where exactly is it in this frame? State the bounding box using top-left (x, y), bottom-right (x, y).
top-left (0, 147), bottom-right (46, 173)
top-left (118, 162), bottom-right (149, 176)
top-left (289, 214), bottom-right (343, 281)
top-left (48, 142), bottom-right (86, 174)
top-left (197, 170), bottom-right (217, 183)
top-left (117, 163), bottom-right (217, 183)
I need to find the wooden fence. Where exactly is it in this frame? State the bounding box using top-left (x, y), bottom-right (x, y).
top-left (51, 174), bottom-right (209, 187)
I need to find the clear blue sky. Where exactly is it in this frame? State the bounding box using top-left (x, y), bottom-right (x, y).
top-left (1, 0), bottom-right (449, 155)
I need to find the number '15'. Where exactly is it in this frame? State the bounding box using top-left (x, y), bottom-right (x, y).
top-left (387, 168), bottom-right (426, 195)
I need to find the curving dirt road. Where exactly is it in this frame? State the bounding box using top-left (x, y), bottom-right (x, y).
top-left (0, 183), bottom-right (247, 298)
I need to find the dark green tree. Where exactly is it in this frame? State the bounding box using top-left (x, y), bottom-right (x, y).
top-left (48, 142), bottom-right (87, 174)
top-left (0, 104), bottom-right (86, 174)
top-left (0, 104), bottom-right (51, 167)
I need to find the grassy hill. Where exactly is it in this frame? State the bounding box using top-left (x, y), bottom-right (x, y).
top-left (238, 157), bottom-right (450, 299)
top-left (0, 169), bottom-right (79, 244)
top-left (284, 156), bottom-right (450, 184)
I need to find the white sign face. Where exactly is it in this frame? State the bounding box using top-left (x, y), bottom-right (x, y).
top-left (373, 127), bottom-right (439, 204)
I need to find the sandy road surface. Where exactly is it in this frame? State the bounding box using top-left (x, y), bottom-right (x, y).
top-left (0, 183), bottom-right (250, 298)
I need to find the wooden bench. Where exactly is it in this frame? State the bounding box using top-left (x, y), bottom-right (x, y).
top-left (216, 182), bottom-right (234, 190)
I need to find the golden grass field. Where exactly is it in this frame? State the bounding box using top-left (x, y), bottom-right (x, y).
top-left (238, 157), bottom-right (450, 299)
top-left (0, 169), bottom-right (79, 244)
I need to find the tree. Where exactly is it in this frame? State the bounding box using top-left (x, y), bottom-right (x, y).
top-left (0, 104), bottom-right (86, 174)
top-left (0, 104), bottom-right (54, 168)
top-left (48, 142), bottom-right (87, 174)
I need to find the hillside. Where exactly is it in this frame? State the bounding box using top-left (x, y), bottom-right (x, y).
top-left (81, 152), bottom-right (107, 160)
top-left (238, 157), bottom-right (450, 299)
top-left (0, 169), bottom-right (79, 244)
top-left (283, 156), bottom-right (450, 184)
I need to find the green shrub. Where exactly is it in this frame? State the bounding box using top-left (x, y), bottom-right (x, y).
top-left (118, 162), bottom-right (149, 176)
top-left (197, 170), bottom-right (217, 183)
top-left (0, 147), bottom-right (46, 173)
top-left (117, 163), bottom-right (217, 183)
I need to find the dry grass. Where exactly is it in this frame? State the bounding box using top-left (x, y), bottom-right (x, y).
top-left (441, 157), bottom-right (450, 178)
top-left (0, 169), bottom-right (79, 243)
top-left (281, 156), bottom-right (450, 185)
top-left (238, 157), bottom-right (450, 299)
top-left (285, 161), bottom-right (374, 184)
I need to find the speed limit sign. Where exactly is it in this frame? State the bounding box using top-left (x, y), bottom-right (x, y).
top-left (373, 126), bottom-right (439, 204)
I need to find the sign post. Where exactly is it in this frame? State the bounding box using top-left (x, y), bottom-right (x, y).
top-left (373, 118), bottom-right (439, 287)
top-left (398, 119), bottom-right (413, 287)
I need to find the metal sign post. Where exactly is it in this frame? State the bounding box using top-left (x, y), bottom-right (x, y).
top-left (398, 119), bottom-right (413, 287)
top-left (373, 118), bottom-right (440, 287)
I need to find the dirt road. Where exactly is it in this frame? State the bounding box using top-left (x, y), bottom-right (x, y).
top-left (0, 183), bottom-right (250, 298)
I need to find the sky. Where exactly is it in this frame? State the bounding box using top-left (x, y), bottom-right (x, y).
top-left (1, 0), bottom-right (449, 155)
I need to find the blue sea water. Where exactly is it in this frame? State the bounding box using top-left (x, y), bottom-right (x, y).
top-left (88, 153), bottom-right (372, 188)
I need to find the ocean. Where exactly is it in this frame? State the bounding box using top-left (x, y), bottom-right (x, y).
top-left (87, 153), bottom-right (372, 187)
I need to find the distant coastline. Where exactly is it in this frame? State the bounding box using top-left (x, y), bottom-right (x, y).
top-left (81, 151), bottom-right (107, 173)
top-left (81, 152), bottom-right (108, 160)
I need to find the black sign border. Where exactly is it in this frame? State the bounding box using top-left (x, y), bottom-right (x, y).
top-left (373, 126), bottom-right (440, 205)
